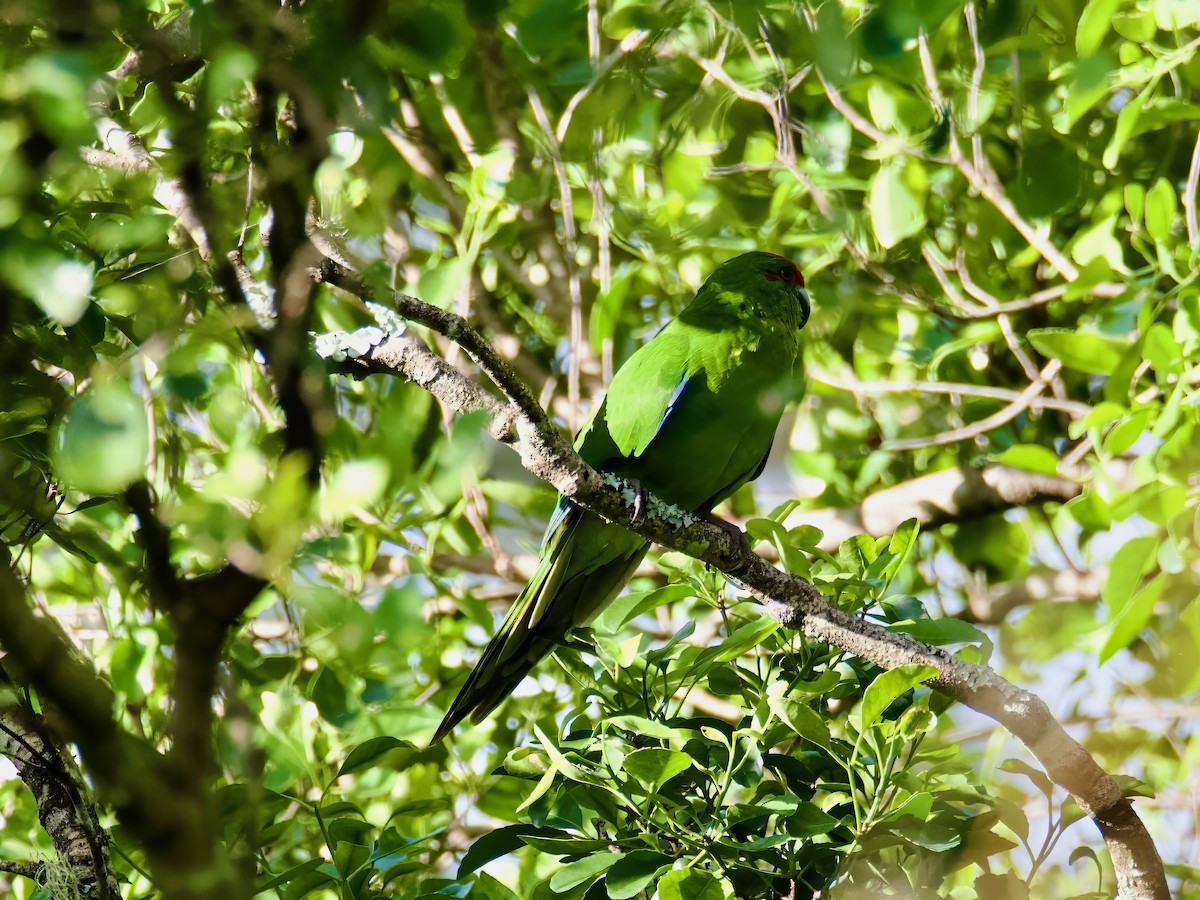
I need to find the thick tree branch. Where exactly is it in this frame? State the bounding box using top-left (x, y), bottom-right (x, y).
top-left (790, 463), bottom-right (1084, 550)
top-left (312, 261), bottom-right (1167, 900)
top-left (124, 481), bottom-right (267, 875)
top-left (0, 860), bottom-right (43, 880)
top-left (315, 261), bottom-right (550, 431)
top-left (0, 565), bottom-right (197, 871)
top-left (0, 702), bottom-right (120, 898)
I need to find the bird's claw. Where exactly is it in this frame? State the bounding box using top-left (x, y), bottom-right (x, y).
top-left (704, 512), bottom-right (752, 558)
top-left (628, 478), bottom-right (648, 524)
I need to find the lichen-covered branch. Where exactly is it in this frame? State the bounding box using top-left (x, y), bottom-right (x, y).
top-left (0, 702), bottom-right (120, 898)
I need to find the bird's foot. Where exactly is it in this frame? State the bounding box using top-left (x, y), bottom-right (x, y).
top-left (627, 478), bottom-right (648, 524)
top-left (701, 512), bottom-right (753, 566)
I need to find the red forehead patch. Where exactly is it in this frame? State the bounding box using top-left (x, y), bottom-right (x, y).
top-left (763, 254), bottom-right (804, 286)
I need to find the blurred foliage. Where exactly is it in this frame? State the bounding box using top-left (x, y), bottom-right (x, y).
top-left (0, 0), bottom-right (1198, 897)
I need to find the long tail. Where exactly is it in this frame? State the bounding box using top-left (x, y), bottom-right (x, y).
top-left (432, 503), bottom-right (647, 742)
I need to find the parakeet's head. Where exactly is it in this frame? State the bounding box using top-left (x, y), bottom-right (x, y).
top-left (698, 251), bottom-right (811, 331)
top-left (760, 252), bottom-right (810, 329)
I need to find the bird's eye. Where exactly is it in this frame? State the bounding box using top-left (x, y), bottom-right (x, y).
top-left (778, 265), bottom-right (794, 283)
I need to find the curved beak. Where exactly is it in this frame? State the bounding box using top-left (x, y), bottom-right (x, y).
top-left (797, 286), bottom-right (811, 330)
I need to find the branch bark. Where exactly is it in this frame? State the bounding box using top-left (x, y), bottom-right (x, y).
top-left (789, 462), bottom-right (1084, 550)
top-left (0, 701), bottom-right (120, 898)
top-left (312, 258), bottom-right (1167, 900)
top-left (0, 563), bottom-right (204, 887)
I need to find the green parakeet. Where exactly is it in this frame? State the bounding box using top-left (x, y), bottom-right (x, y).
top-left (433, 251), bottom-right (810, 741)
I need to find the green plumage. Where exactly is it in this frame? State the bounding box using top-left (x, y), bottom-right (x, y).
top-left (433, 251), bottom-right (811, 741)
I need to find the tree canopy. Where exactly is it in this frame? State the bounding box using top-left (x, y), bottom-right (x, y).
top-left (0, 0), bottom-right (1198, 898)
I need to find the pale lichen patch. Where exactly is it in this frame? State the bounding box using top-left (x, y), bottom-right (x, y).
top-left (600, 473), bottom-right (698, 528)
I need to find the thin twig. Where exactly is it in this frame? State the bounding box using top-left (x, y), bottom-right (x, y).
top-left (910, 28), bottom-right (1080, 280)
top-left (586, 0), bottom-right (615, 385)
top-left (92, 119), bottom-right (213, 262)
top-left (381, 82), bottom-right (574, 355)
top-left (811, 370), bottom-right (1089, 416)
top-left (964, 2), bottom-right (986, 172)
top-left (922, 245), bottom-right (987, 316)
top-left (527, 86), bottom-right (585, 431)
top-left (704, 160), bottom-right (835, 219)
top-left (758, 15), bottom-right (795, 164)
top-left (429, 73), bottom-right (480, 166)
top-left (1185, 126), bottom-right (1200, 250)
top-left (916, 31), bottom-right (945, 109)
top-left (556, 28), bottom-right (650, 144)
top-left (816, 69), bottom-right (951, 165)
top-left (956, 153), bottom-right (1080, 281)
top-left (947, 250), bottom-right (1055, 392)
top-left (883, 359), bottom-right (1064, 451)
top-left (315, 259), bottom-right (545, 428)
top-left (688, 47), bottom-right (773, 105)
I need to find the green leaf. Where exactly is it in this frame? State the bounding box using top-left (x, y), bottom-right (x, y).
top-left (390, 798), bottom-right (449, 818)
top-left (548, 852), bottom-right (623, 893)
top-left (1100, 573), bottom-right (1166, 663)
top-left (1072, 214), bottom-right (1125, 268)
top-left (594, 584), bottom-right (692, 634)
top-left (1155, 0), bottom-right (1200, 28)
top-left (994, 444), bottom-right (1061, 476)
top-left (1104, 409), bottom-right (1152, 455)
top-left (860, 665), bottom-right (938, 730)
top-left (469, 872), bottom-right (520, 900)
top-left (1143, 322), bottom-right (1183, 380)
top-left (767, 689), bottom-right (833, 752)
top-left (742, 833), bottom-right (791, 850)
top-left (54, 382), bottom-right (149, 494)
top-left (712, 616), bottom-right (778, 662)
top-left (516, 757), bottom-right (560, 812)
top-left (746, 517), bottom-right (810, 575)
top-left (521, 835), bottom-right (615, 855)
top-left (1114, 774), bottom-right (1157, 799)
top-left (1104, 85), bottom-right (1151, 170)
top-left (310, 667), bottom-right (353, 726)
top-left (417, 258), bottom-right (469, 309)
top-left (603, 715), bottom-right (679, 740)
top-left (1113, 9), bottom-right (1155, 39)
top-left (1027, 328), bottom-right (1127, 375)
top-left (656, 868), bottom-right (727, 900)
top-left (901, 822), bottom-right (963, 851)
top-left (459, 825), bottom-right (561, 876)
top-left (887, 618), bottom-right (986, 645)
top-left (1076, 0), bottom-right (1120, 54)
top-left (867, 82), bottom-right (898, 131)
top-left (999, 758), bottom-right (1054, 798)
top-left (589, 268), bottom-right (635, 355)
top-left (1124, 182), bottom-right (1146, 223)
top-left (256, 859), bottom-right (328, 891)
top-left (605, 851), bottom-right (672, 899)
top-left (1145, 177), bottom-right (1176, 243)
top-left (1102, 535), bottom-right (1158, 613)
top-left (621, 748), bottom-right (692, 793)
top-left (337, 737), bottom-right (416, 777)
top-left (881, 518), bottom-right (919, 582)
top-left (868, 160), bottom-right (927, 248)
top-left (786, 802), bottom-right (841, 837)
top-left (1059, 54), bottom-right (1114, 131)
top-left (1060, 797), bottom-right (1088, 827)
top-left (727, 794), bottom-right (802, 824)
